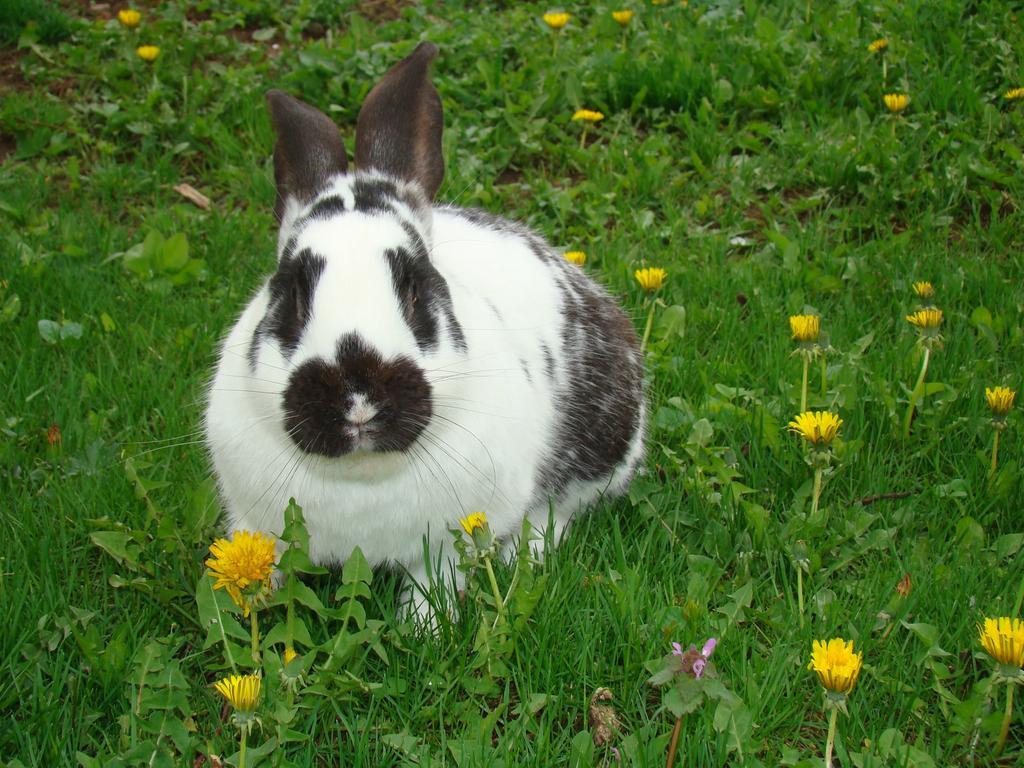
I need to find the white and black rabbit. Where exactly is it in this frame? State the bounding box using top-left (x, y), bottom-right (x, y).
top-left (205, 42), bottom-right (646, 615)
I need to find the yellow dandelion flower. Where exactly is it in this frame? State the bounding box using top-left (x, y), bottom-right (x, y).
top-left (283, 647), bottom-right (298, 665)
top-left (135, 45), bottom-right (160, 62)
top-left (459, 512), bottom-right (488, 536)
top-left (979, 617), bottom-right (1024, 668)
top-left (1004, 87), bottom-right (1024, 101)
top-left (572, 109), bottom-right (605, 123)
top-left (564, 251), bottom-right (586, 266)
top-left (809, 638), bottom-right (863, 695)
top-left (543, 11), bottom-right (570, 29)
top-left (986, 386), bottom-right (1016, 417)
top-left (205, 530), bottom-right (277, 616)
top-left (883, 93), bottom-right (910, 113)
top-left (906, 308), bottom-right (942, 330)
top-left (867, 38), bottom-right (888, 53)
top-left (118, 9), bottom-right (141, 28)
top-left (213, 674), bottom-right (262, 713)
top-left (788, 411), bottom-right (842, 446)
top-left (789, 314), bottom-right (821, 343)
top-left (612, 10), bottom-right (635, 25)
top-left (635, 267), bottom-right (667, 292)
top-left (912, 281), bottom-right (934, 300)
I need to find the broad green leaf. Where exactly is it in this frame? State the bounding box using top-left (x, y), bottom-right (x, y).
top-left (37, 319), bottom-right (60, 344)
top-left (128, 639), bottom-right (168, 687)
top-left (263, 615), bottom-right (313, 649)
top-left (954, 516), bottom-right (985, 550)
top-left (664, 676), bottom-right (703, 717)
top-left (992, 533), bottom-right (1024, 561)
top-left (713, 695), bottom-right (753, 757)
top-left (1, 293), bottom-right (21, 323)
top-left (688, 418), bottom-right (713, 447)
top-left (656, 304), bottom-right (686, 341)
top-left (195, 574), bottom-right (248, 667)
top-left (902, 622), bottom-right (940, 648)
top-left (341, 546), bottom-right (373, 585)
top-left (89, 531), bottom-right (141, 567)
top-left (272, 576), bottom-right (326, 613)
top-left (568, 730), bottom-right (595, 768)
top-left (59, 321), bottom-right (83, 340)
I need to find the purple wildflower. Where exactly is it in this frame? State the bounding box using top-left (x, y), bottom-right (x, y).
top-left (701, 637), bottom-right (718, 659)
top-left (671, 637), bottom-right (719, 679)
top-left (692, 658), bottom-right (706, 678)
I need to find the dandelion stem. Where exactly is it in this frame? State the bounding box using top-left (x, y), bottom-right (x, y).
top-left (797, 567), bottom-right (805, 628)
top-left (996, 681), bottom-right (1014, 756)
top-left (641, 299), bottom-right (657, 353)
top-left (580, 126), bottom-right (588, 150)
top-left (665, 715), bottom-right (684, 768)
top-left (250, 607), bottom-right (260, 664)
top-left (824, 708), bottom-right (838, 767)
top-left (811, 467), bottom-right (823, 520)
top-left (800, 355), bottom-right (809, 412)
top-left (882, 58), bottom-right (887, 87)
top-left (483, 555), bottom-right (505, 623)
top-left (239, 729), bottom-right (247, 768)
top-left (285, 596), bottom-right (296, 707)
top-left (989, 430), bottom-right (1000, 480)
top-left (902, 346), bottom-right (931, 438)
top-left (820, 355), bottom-right (827, 399)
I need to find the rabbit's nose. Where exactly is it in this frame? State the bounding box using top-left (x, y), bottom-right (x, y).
top-left (346, 393), bottom-right (378, 426)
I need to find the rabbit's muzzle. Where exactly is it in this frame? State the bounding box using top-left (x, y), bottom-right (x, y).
top-left (282, 333), bottom-right (432, 457)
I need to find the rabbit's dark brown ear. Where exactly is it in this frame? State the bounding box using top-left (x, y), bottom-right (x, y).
top-left (266, 90), bottom-right (349, 222)
top-left (355, 41), bottom-right (444, 200)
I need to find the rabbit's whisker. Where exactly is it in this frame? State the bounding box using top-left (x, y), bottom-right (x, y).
top-left (219, 373), bottom-right (288, 388)
top-left (417, 429), bottom-right (500, 509)
top-left (122, 428), bottom-right (206, 446)
top-left (127, 414), bottom-right (277, 459)
top-left (210, 388), bottom-right (282, 396)
top-left (410, 437), bottom-right (465, 512)
top-left (256, 448), bottom-right (310, 532)
top-left (240, 418), bottom-right (309, 523)
top-left (432, 403), bottom-right (517, 420)
top-left (221, 346), bottom-right (292, 374)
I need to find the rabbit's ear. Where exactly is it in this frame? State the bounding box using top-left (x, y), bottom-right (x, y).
top-left (355, 41), bottom-right (444, 200)
top-left (266, 90), bottom-right (349, 222)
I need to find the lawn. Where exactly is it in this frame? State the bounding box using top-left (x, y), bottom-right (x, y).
top-left (2, 0), bottom-right (1023, 766)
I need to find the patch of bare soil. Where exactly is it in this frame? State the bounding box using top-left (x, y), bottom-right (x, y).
top-left (357, 0), bottom-right (415, 23)
top-left (495, 167), bottom-right (523, 186)
top-left (0, 47), bottom-right (27, 92)
top-left (0, 133), bottom-right (16, 164)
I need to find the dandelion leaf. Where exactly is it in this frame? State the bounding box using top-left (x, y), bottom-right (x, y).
top-left (263, 615), bottom-right (313, 649)
top-left (195, 574), bottom-right (249, 666)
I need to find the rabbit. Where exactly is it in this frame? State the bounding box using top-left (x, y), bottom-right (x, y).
top-left (204, 41), bottom-right (646, 618)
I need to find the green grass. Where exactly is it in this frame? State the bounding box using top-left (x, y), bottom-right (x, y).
top-left (2, 0), bottom-right (1024, 765)
top-left (0, 0), bottom-right (71, 46)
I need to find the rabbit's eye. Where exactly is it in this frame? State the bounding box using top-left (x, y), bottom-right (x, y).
top-left (263, 249), bottom-right (325, 357)
top-left (292, 281), bottom-right (306, 318)
top-left (404, 282), bottom-right (418, 320)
